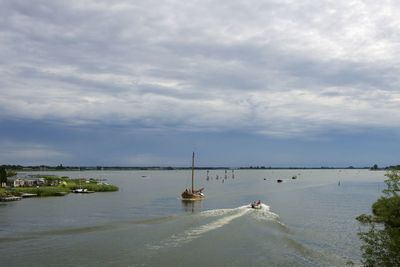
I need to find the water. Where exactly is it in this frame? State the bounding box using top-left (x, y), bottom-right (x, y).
top-left (0, 169), bottom-right (385, 266)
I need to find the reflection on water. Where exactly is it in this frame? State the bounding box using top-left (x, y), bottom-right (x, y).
top-left (181, 200), bottom-right (203, 213)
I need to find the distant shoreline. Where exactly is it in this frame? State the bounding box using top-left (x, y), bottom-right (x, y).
top-left (2, 165), bottom-right (397, 171)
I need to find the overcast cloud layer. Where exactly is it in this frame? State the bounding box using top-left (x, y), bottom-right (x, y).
top-left (0, 0), bottom-right (399, 166)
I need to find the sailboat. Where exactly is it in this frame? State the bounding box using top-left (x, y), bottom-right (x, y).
top-left (181, 152), bottom-right (204, 201)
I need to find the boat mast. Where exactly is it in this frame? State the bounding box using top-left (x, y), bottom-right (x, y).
top-left (191, 152), bottom-right (195, 192)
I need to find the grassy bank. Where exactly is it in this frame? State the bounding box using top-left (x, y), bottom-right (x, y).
top-left (10, 176), bottom-right (118, 197)
top-left (14, 186), bottom-right (69, 197)
top-left (0, 188), bottom-right (21, 197)
top-left (67, 179), bottom-right (118, 192)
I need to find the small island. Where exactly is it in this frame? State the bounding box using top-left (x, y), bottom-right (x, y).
top-left (0, 171), bottom-right (118, 201)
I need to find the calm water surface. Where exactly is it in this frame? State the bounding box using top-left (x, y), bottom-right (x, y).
top-left (0, 169), bottom-right (385, 266)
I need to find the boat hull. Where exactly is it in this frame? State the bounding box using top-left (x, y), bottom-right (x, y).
top-left (181, 191), bottom-right (204, 201)
top-left (72, 189), bottom-right (95, 193)
top-left (250, 202), bottom-right (262, 209)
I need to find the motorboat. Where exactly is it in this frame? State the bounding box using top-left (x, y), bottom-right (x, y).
top-left (250, 200), bottom-right (262, 209)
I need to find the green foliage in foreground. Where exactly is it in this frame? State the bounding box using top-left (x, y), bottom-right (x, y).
top-left (357, 169), bottom-right (400, 266)
top-left (0, 168), bottom-right (7, 185)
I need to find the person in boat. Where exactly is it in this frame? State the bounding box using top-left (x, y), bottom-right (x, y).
top-left (251, 200), bottom-right (261, 208)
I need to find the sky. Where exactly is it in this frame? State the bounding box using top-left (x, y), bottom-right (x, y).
top-left (0, 0), bottom-right (399, 167)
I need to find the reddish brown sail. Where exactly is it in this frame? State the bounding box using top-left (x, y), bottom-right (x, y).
top-left (181, 152), bottom-right (205, 200)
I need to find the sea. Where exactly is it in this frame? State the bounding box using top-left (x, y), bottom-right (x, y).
top-left (0, 169), bottom-right (386, 266)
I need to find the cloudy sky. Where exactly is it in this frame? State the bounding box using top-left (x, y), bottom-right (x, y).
top-left (0, 0), bottom-right (399, 167)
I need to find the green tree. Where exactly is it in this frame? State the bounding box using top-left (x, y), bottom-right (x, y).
top-left (6, 169), bottom-right (17, 177)
top-left (0, 167), bottom-right (7, 187)
top-left (357, 169), bottom-right (400, 266)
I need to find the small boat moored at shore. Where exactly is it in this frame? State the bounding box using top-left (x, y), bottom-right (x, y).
top-left (21, 193), bottom-right (37, 198)
top-left (71, 188), bottom-right (95, 193)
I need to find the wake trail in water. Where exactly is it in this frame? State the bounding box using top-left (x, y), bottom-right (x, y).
top-left (149, 203), bottom-right (280, 250)
top-left (248, 203), bottom-right (279, 221)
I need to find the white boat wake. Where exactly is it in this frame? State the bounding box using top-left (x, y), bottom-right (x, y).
top-left (249, 203), bottom-right (280, 222)
top-left (149, 203), bottom-right (279, 250)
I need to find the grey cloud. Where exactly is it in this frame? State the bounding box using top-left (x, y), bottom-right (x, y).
top-left (1, 0), bottom-right (400, 138)
top-left (0, 140), bottom-right (69, 165)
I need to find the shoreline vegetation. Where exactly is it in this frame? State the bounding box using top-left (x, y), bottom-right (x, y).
top-left (0, 175), bottom-right (118, 199)
top-left (356, 169), bottom-right (400, 266)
